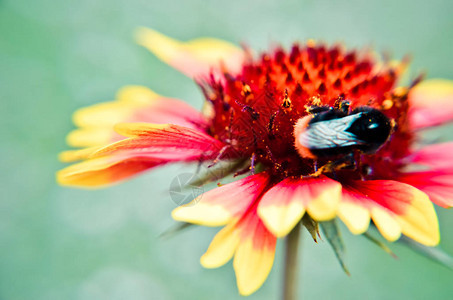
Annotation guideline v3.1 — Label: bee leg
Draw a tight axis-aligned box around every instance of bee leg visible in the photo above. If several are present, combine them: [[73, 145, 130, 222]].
[[309, 163, 330, 177], [308, 157, 352, 177], [305, 105, 331, 115], [337, 100, 351, 114]]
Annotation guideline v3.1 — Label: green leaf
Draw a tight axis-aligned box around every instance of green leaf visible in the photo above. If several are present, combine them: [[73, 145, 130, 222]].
[[320, 219, 350, 275], [363, 231, 398, 259], [399, 235, 453, 270], [302, 214, 320, 243]]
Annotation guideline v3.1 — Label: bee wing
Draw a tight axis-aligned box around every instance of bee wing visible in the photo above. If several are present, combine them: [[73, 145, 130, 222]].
[[299, 114, 364, 149]]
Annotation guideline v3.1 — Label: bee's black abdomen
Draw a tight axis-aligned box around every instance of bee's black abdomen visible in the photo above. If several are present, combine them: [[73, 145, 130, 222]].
[[346, 107, 392, 153], [309, 145, 356, 158]]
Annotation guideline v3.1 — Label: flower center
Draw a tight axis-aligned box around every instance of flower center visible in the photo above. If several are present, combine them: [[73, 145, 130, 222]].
[[201, 42, 414, 181]]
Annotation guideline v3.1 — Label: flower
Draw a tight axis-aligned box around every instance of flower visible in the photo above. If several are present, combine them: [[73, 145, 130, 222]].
[[57, 28, 453, 295]]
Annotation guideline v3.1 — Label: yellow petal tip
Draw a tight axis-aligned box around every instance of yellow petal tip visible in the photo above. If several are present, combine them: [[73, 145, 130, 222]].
[[200, 253, 226, 269], [58, 147, 99, 163], [134, 27, 181, 64], [116, 85, 160, 103], [257, 203, 305, 238], [171, 203, 232, 227], [397, 189, 440, 247], [338, 202, 371, 235]]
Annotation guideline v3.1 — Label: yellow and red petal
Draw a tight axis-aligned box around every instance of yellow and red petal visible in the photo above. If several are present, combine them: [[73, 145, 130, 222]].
[[135, 27, 244, 79], [409, 79, 453, 129], [66, 127, 120, 149], [91, 123, 223, 159], [337, 200, 371, 235], [200, 222, 240, 268], [73, 86, 153, 128], [400, 142, 453, 207], [58, 146, 102, 163], [200, 206, 276, 296], [67, 86, 206, 148], [370, 206, 402, 241], [172, 172, 270, 226], [73, 85, 205, 129], [258, 176, 341, 237], [58, 124, 224, 188], [233, 211, 276, 296], [56, 155, 161, 188], [408, 142, 453, 169], [340, 180, 439, 246], [398, 170, 453, 208]]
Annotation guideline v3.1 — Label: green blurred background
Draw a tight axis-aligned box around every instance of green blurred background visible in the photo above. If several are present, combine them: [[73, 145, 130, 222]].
[[1, 0, 453, 299]]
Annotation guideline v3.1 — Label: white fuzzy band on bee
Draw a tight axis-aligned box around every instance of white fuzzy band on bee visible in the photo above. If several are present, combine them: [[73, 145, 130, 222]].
[[294, 113, 364, 159]]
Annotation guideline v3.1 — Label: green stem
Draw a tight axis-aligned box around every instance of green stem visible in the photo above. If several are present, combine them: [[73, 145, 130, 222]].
[[282, 222, 302, 300]]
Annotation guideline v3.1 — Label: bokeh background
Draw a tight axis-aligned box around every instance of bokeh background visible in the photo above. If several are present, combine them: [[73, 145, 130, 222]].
[[2, 0, 453, 299]]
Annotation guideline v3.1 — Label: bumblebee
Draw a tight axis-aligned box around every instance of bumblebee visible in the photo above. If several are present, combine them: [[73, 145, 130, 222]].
[[294, 104, 392, 160]]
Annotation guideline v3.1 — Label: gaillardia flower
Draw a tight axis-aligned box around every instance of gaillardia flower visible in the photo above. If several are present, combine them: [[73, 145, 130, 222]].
[[57, 28, 453, 296]]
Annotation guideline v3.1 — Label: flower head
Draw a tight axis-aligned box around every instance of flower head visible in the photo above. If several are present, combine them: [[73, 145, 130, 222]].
[[57, 28, 453, 296]]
